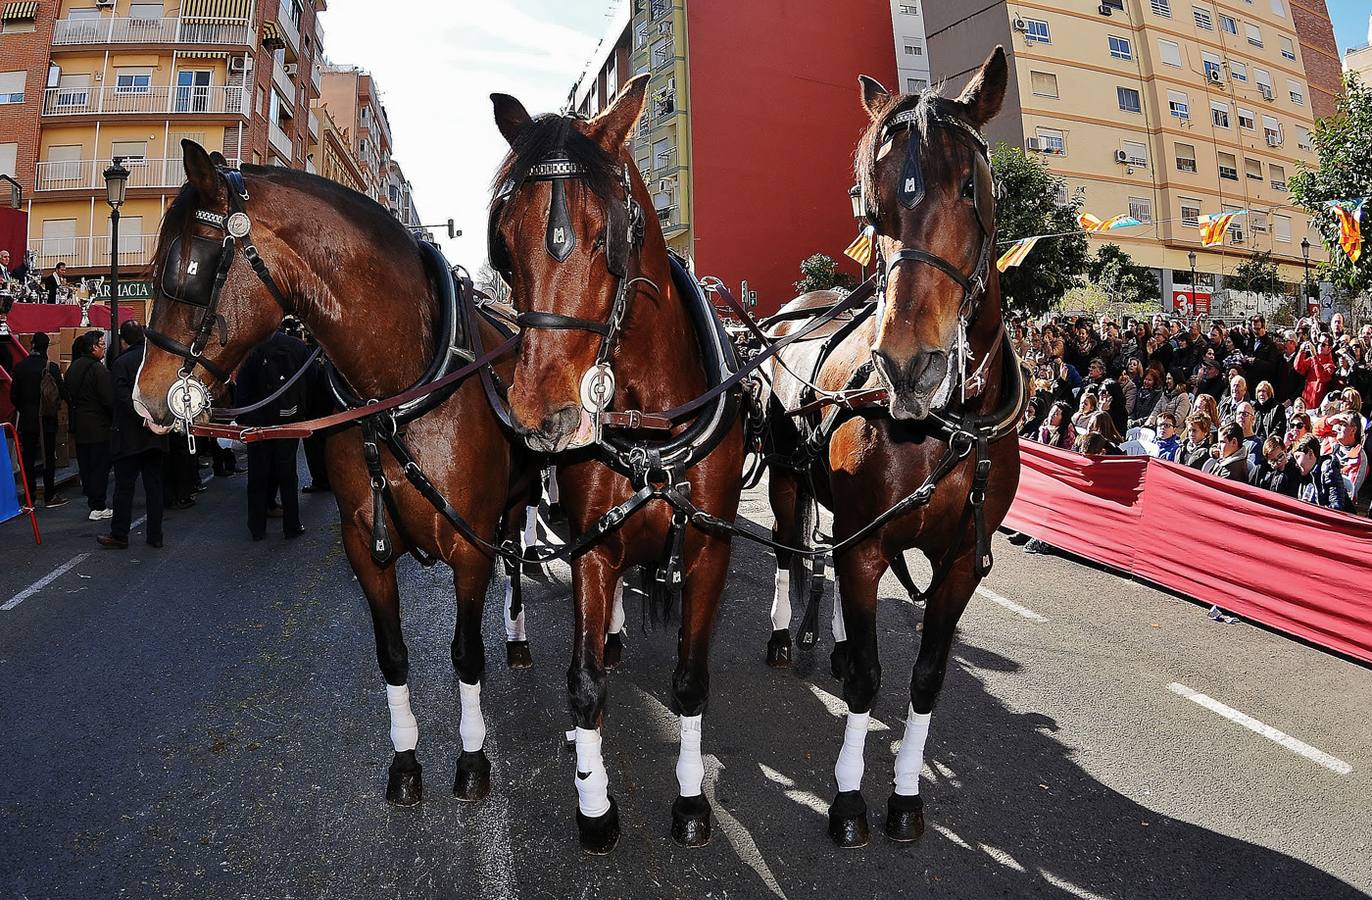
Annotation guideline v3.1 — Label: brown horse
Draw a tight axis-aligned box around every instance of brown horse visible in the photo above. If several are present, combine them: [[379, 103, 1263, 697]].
[[134, 141, 527, 810], [488, 75, 744, 852], [763, 49, 1025, 847]]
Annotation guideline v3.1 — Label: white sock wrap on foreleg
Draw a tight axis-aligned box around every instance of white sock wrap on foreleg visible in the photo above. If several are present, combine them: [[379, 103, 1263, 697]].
[[831, 584, 848, 643], [770, 567, 791, 630], [833, 710, 870, 792], [523, 504, 539, 549], [458, 680, 486, 753], [503, 578, 526, 641], [608, 578, 626, 635], [573, 727, 612, 817], [386, 683, 419, 753], [676, 715, 704, 797], [893, 704, 932, 796], [545, 467, 559, 504]]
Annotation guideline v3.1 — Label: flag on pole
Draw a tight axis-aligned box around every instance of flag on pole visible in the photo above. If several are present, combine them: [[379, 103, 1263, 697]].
[[1078, 212, 1104, 233], [1198, 211, 1246, 247], [844, 224, 876, 268], [996, 236, 1041, 272], [1329, 200, 1365, 264]]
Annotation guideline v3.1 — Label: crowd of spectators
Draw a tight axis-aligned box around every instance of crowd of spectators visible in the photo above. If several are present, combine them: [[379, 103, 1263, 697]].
[[1015, 310, 1371, 515]]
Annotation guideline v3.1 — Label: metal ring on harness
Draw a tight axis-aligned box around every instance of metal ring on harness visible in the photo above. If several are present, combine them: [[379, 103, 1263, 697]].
[[167, 374, 211, 423], [580, 363, 615, 413]]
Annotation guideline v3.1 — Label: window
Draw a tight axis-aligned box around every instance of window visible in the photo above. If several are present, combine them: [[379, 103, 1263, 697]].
[[1192, 5, 1213, 29], [1245, 157, 1262, 180], [1274, 214, 1292, 243], [1219, 14, 1237, 33], [1158, 39, 1182, 67], [1129, 197, 1153, 223], [906, 78, 928, 93], [1175, 142, 1197, 172], [1296, 126, 1312, 151], [899, 3, 918, 13], [1181, 199, 1201, 227], [1250, 212, 1268, 233], [651, 37, 674, 69], [1280, 36, 1295, 60], [115, 70, 152, 94], [1168, 89, 1190, 119], [1118, 86, 1142, 113], [0, 71, 25, 104], [903, 39, 924, 56], [605, 56, 617, 99], [129, 3, 163, 18], [1108, 35, 1132, 60], [652, 137, 674, 169], [1245, 23, 1262, 47], [1023, 18, 1050, 43], [0, 142, 16, 177], [1217, 151, 1238, 180], [1263, 114, 1282, 144], [1052, 182, 1069, 206], [1030, 71, 1058, 98], [1122, 139, 1148, 166], [1202, 51, 1222, 82], [1255, 67, 1273, 98], [1037, 127, 1066, 154], [634, 20, 648, 48], [1, 9, 36, 33], [1151, 0, 1172, 17], [1270, 163, 1287, 190], [1237, 107, 1255, 129], [1288, 80, 1303, 105], [1211, 100, 1230, 127], [1270, 0, 1285, 16], [42, 219, 77, 260], [1230, 61, 1247, 81], [111, 140, 148, 162]]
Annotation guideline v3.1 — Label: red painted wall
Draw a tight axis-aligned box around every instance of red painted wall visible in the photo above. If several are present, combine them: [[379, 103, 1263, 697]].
[[685, 0, 898, 314]]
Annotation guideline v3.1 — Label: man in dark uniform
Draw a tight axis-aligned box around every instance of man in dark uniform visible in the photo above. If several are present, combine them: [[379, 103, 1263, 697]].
[[8, 331, 69, 507], [42, 262, 68, 303], [237, 326, 310, 540], [98, 322, 170, 549]]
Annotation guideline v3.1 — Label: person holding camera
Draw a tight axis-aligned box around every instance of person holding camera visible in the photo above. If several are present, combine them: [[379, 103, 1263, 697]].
[[1293, 332, 1335, 409]]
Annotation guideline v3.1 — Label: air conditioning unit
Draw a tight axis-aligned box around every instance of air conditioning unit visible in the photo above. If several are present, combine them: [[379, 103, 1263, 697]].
[[658, 178, 675, 192], [1098, 4, 1113, 14], [284, 63, 299, 77], [1012, 16, 1028, 31], [95, 0, 114, 6], [1114, 149, 1129, 164], [1266, 133, 1281, 146], [229, 57, 249, 73], [1258, 84, 1275, 100], [1026, 136, 1045, 151], [1208, 69, 1224, 84]]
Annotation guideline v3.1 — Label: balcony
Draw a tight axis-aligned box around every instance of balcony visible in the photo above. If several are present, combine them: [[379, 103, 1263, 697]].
[[42, 85, 249, 117], [51, 16, 254, 47], [32, 234, 159, 271], [310, 64, 322, 92], [272, 60, 296, 102], [269, 119, 294, 158], [307, 109, 319, 140], [35, 156, 241, 192], [277, 9, 301, 56]]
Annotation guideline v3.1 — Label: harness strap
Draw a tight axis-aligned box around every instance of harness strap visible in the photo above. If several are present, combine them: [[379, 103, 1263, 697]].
[[516, 311, 611, 335], [885, 248, 973, 294], [362, 420, 395, 567], [210, 345, 322, 420], [144, 329, 232, 383]]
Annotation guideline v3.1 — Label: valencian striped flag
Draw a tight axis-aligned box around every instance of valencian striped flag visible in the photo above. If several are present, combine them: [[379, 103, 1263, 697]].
[[1079, 212, 1142, 233], [1197, 210, 1246, 247], [844, 224, 877, 268], [1328, 200, 1365, 264], [996, 236, 1041, 272]]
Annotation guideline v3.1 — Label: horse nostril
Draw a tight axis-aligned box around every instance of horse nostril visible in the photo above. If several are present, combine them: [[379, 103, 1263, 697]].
[[910, 351, 948, 393]]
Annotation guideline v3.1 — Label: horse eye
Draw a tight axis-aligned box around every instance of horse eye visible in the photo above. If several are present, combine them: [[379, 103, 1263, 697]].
[[961, 177, 975, 200]]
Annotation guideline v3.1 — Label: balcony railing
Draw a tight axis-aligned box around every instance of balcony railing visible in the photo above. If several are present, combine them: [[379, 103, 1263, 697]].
[[35, 156, 241, 192], [32, 234, 160, 271], [269, 119, 294, 158], [272, 60, 296, 101], [51, 16, 254, 47], [42, 85, 249, 117], [307, 109, 319, 139], [277, 9, 301, 55], [310, 64, 322, 92]]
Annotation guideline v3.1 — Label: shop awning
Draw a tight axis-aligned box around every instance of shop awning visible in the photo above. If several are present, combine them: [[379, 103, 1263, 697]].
[[259, 20, 283, 48], [1, 2, 39, 21]]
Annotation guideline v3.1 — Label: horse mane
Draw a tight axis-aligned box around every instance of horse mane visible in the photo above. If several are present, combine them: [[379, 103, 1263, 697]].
[[854, 88, 964, 220], [491, 113, 619, 225]]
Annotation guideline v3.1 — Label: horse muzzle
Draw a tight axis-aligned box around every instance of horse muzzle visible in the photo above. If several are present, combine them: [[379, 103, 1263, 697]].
[[516, 402, 592, 454], [871, 347, 952, 421]]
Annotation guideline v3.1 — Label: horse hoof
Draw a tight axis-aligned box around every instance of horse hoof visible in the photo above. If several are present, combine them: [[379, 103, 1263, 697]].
[[506, 640, 532, 669], [671, 794, 712, 847], [885, 792, 925, 842], [453, 749, 492, 802], [577, 796, 621, 855], [604, 632, 624, 670], [827, 790, 869, 848], [830, 641, 849, 681], [385, 750, 423, 807], [766, 629, 792, 668]]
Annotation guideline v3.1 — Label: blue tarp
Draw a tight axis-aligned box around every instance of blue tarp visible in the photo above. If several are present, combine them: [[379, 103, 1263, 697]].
[[1, 425, 22, 523]]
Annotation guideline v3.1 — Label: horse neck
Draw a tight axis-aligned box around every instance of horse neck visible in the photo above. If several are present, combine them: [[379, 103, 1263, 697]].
[[613, 230, 703, 409]]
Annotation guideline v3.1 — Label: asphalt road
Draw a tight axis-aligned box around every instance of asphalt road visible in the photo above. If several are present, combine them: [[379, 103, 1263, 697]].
[[1, 464, 1369, 899]]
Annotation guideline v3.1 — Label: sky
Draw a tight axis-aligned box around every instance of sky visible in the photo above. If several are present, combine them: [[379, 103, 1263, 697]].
[[319, 0, 617, 266], [1327, 0, 1369, 53]]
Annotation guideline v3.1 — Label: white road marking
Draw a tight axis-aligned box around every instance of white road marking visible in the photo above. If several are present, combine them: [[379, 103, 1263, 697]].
[[706, 757, 788, 900], [979, 842, 1027, 872], [931, 822, 972, 850], [976, 585, 1047, 623], [758, 763, 829, 816], [1168, 683, 1353, 775], [1039, 869, 1115, 900], [806, 684, 890, 731], [2, 553, 91, 612]]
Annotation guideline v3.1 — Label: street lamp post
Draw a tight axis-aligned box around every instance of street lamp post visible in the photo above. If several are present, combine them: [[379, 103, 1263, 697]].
[[103, 158, 129, 368], [1300, 237, 1313, 316], [1188, 250, 1198, 318], [849, 185, 867, 283]]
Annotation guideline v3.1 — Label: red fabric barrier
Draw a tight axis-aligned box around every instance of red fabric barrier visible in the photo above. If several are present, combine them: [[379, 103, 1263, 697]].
[[5, 303, 137, 335], [1006, 439, 1372, 665]]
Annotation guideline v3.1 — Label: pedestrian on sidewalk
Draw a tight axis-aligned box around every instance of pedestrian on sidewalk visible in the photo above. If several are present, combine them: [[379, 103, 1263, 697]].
[[65, 330, 115, 520], [98, 322, 171, 549], [8, 331, 69, 508]]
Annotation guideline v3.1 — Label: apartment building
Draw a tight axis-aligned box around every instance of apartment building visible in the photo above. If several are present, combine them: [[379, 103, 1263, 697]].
[[0, 0, 328, 278], [317, 65, 389, 200], [571, 0, 918, 313], [928, 0, 1328, 305], [1288, 0, 1341, 119], [309, 100, 365, 193], [1347, 16, 1372, 83]]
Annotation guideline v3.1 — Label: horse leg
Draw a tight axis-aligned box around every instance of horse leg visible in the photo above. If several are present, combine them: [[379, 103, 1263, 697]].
[[668, 530, 731, 847], [501, 505, 532, 669], [340, 525, 421, 807], [568, 552, 619, 854], [604, 577, 626, 670], [886, 550, 976, 842], [452, 541, 497, 802], [830, 567, 848, 680], [826, 538, 886, 848], [766, 467, 802, 667]]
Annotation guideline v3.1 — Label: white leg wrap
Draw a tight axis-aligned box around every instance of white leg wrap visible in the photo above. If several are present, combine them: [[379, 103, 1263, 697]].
[[458, 680, 486, 753], [833, 710, 870, 792], [770, 566, 791, 630], [609, 578, 626, 635], [831, 584, 848, 643], [545, 466, 560, 504], [386, 683, 419, 753], [523, 504, 539, 549], [573, 727, 611, 817], [893, 704, 932, 796], [675, 715, 705, 797], [503, 578, 526, 641]]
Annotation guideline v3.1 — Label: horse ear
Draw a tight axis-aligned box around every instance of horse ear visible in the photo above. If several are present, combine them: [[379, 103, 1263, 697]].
[[956, 46, 1008, 128], [208, 150, 228, 167], [858, 75, 892, 121], [586, 74, 650, 152], [181, 139, 220, 200], [491, 93, 533, 146]]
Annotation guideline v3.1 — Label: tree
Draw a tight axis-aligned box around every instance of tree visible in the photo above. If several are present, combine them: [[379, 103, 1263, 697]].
[[1227, 251, 1281, 296], [794, 253, 855, 294], [1288, 72, 1372, 297], [991, 142, 1090, 315], [1086, 243, 1160, 304], [474, 262, 511, 304]]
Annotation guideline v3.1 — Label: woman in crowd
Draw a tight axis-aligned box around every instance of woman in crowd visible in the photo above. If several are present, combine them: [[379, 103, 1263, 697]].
[[1252, 380, 1286, 439], [1019, 396, 1046, 439], [1324, 413, 1367, 497], [1146, 370, 1191, 430], [1294, 333, 1335, 409], [1072, 432, 1110, 456], [1087, 410, 1125, 454], [1038, 400, 1076, 450], [1098, 378, 1129, 436], [1193, 393, 1222, 434], [1071, 389, 1098, 435], [1180, 413, 1214, 469], [1128, 366, 1162, 427], [63, 330, 114, 520]]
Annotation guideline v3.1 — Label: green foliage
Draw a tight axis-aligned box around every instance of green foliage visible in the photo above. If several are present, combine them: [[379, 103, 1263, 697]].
[[1086, 243, 1160, 304], [1288, 72, 1372, 297], [1227, 251, 1282, 296], [794, 253, 855, 294], [991, 142, 1090, 315]]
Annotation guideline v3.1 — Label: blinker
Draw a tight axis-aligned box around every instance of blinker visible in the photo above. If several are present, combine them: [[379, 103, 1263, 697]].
[[897, 132, 925, 210], [161, 235, 225, 307]]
